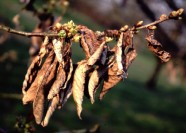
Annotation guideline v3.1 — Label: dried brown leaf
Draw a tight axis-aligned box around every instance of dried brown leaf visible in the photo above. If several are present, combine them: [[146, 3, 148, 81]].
[[99, 63, 122, 100], [61, 64, 77, 107], [72, 60, 90, 119], [47, 64, 66, 100], [124, 48, 137, 71], [123, 30, 133, 47], [41, 95, 60, 127], [88, 67, 105, 104], [33, 51, 55, 124], [79, 26, 100, 58], [62, 58, 73, 90], [52, 38, 64, 64], [116, 33, 124, 73], [22, 52, 56, 104], [61, 81, 72, 107], [22, 36, 49, 95], [87, 41, 106, 66], [22, 56, 41, 95], [146, 31, 171, 62]]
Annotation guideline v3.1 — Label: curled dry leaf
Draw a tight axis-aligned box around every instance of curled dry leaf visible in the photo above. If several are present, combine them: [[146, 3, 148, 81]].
[[22, 56, 41, 95], [22, 36, 49, 95], [33, 51, 55, 124], [88, 67, 105, 104], [79, 26, 100, 58], [61, 64, 77, 107], [87, 40, 106, 66], [116, 33, 124, 73], [47, 64, 66, 100], [146, 31, 171, 62], [41, 95, 60, 127], [52, 38, 64, 64], [124, 48, 137, 71], [99, 63, 123, 100], [72, 60, 90, 119]]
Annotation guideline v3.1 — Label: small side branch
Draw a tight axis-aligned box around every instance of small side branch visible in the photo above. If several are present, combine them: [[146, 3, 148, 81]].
[[136, 16, 169, 30]]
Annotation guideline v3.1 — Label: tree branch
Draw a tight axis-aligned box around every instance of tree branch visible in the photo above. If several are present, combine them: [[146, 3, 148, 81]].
[[0, 25, 58, 37]]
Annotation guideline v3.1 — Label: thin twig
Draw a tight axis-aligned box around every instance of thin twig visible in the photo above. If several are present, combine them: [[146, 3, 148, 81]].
[[0, 25, 59, 37], [136, 17, 169, 30]]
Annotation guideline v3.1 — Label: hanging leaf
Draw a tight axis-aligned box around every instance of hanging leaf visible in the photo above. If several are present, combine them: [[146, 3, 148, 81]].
[[33, 51, 55, 124], [61, 64, 77, 107], [87, 41, 106, 66], [47, 64, 66, 100], [22, 36, 49, 95], [88, 67, 105, 104], [99, 63, 123, 100], [72, 60, 90, 119], [52, 38, 64, 64], [79, 26, 100, 58], [145, 31, 171, 62], [116, 32, 124, 73], [22, 51, 56, 104], [22, 56, 41, 95], [41, 95, 60, 127], [61, 81, 72, 107], [62, 58, 73, 90], [124, 48, 137, 71]]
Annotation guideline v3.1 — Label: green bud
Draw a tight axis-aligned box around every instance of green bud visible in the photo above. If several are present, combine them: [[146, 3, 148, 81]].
[[58, 30, 66, 38], [73, 35, 81, 42], [67, 20, 76, 29]]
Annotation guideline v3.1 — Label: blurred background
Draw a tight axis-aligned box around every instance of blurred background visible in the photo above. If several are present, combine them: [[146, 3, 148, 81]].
[[0, 0, 186, 132]]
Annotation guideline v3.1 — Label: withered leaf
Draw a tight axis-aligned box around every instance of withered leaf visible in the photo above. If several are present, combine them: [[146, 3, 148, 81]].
[[41, 95, 60, 127], [124, 48, 137, 71], [22, 36, 49, 95], [61, 64, 77, 107], [39, 36, 49, 57], [47, 64, 66, 100], [22, 56, 41, 95], [88, 67, 105, 104], [72, 60, 90, 119], [62, 58, 73, 90], [33, 51, 55, 124], [116, 33, 124, 73], [99, 63, 123, 100], [61, 81, 72, 107], [22, 51, 56, 104], [122, 30, 133, 47], [87, 41, 106, 66], [79, 26, 100, 58], [146, 31, 171, 62], [52, 38, 64, 64]]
